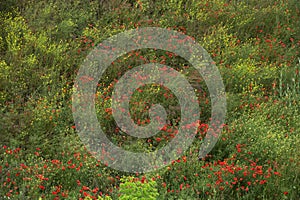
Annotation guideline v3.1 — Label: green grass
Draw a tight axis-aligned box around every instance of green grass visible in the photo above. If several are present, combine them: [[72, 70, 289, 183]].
[[0, 0, 300, 199]]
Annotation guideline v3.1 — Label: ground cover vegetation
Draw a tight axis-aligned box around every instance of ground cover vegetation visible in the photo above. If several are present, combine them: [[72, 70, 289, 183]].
[[0, 0, 299, 199]]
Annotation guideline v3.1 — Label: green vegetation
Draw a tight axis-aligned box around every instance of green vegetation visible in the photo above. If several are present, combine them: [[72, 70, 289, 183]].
[[0, 0, 299, 199]]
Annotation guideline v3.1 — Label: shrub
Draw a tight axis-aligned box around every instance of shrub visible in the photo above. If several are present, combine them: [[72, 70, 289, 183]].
[[118, 176, 159, 200]]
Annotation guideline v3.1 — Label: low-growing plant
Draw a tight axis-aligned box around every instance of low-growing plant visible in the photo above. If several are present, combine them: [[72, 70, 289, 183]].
[[118, 176, 159, 200]]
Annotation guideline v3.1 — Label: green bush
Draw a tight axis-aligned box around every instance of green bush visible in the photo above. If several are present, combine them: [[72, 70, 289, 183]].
[[118, 176, 159, 200]]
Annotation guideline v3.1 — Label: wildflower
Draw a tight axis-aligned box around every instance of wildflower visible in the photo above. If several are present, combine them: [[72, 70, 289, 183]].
[[259, 180, 267, 185], [180, 183, 183, 190], [82, 186, 89, 191], [39, 185, 45, 190], [274, 171, 280, 176]]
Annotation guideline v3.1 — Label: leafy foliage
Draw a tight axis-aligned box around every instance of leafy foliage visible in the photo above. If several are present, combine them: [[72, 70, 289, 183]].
[[118, 176, 158, 200], [0, 0, 300, 199]]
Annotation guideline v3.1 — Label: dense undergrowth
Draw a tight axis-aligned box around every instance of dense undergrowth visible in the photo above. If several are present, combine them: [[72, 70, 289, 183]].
[[0, 0, 299, 199]]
